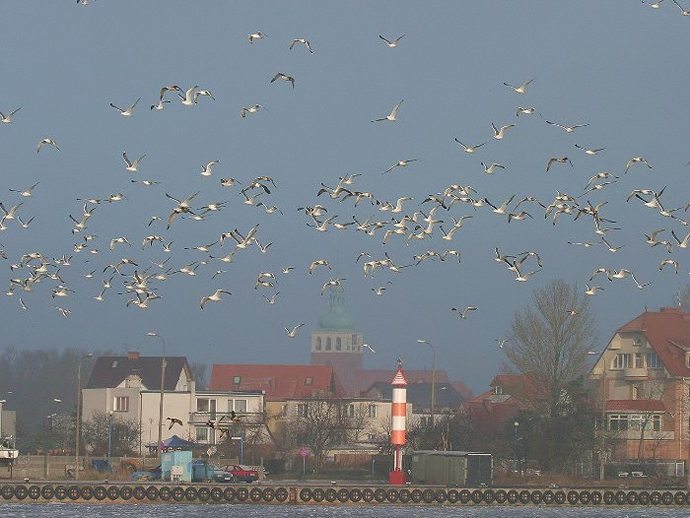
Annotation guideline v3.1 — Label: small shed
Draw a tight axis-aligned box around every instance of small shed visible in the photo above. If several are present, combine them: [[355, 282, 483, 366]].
[[410, 450, 492, 487], [161, 450, 193, 482]]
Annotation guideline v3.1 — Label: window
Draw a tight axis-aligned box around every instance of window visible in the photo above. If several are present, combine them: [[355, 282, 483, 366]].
[[297, 403, 308, 417], [341, 404, 355, 418], [281, 404, 288, 417], [336, 337, 342, 351], [196, 426, 209, 442], [367, 433, 376, 441], [609, 414, 628, 431], [305, 377, 313, 386], [368, 404, 377, 418], [609, 413, 662, 432], [233, 376, 241, 385], [316, 337, 322, 351], [634, 353, 643, 368], [632, 386, 639, 400], [647, 352, 662, 369], [197, 398, 209, 412], [234, 399, 247, 413], [352, 334, 358, 345], [612, 353, 631, 369], [114, 396, 129, 412], [494, 385, 503, 395], [326, 338, 332, 351], [653, 415, 661, 431]]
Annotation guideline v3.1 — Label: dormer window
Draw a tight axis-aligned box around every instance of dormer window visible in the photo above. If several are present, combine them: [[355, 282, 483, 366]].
[[233, 376, 241, 384], [494, 385, 503, 395], [633, 337, 643, 347], [305, 377, 313, 386]]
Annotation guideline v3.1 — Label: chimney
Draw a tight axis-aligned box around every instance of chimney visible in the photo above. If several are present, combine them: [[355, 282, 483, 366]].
[[127, 351, 140, 361]]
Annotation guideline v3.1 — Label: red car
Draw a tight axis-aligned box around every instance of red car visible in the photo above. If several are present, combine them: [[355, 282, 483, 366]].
[[223, 464, 260, 483]]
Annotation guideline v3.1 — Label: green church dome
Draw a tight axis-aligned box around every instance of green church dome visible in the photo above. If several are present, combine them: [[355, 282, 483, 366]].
[[318, 286, 356, 330]]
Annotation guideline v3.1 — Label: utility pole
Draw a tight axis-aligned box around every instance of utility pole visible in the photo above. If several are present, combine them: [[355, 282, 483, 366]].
[[599, 369, 606, 481], [74, 352, 93, 481], [147, 332, 166, 460]]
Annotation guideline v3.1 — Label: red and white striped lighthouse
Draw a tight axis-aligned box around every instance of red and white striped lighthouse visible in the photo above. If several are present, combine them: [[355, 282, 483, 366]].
[[389, 359, 408, 484]]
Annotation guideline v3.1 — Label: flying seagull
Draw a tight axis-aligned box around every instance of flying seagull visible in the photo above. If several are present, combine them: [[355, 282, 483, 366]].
[[372, 100, 403, 122], [109, 97, 141, 117], [290, 38, 314, 53], [503, 78, 535, 94], [0, 107, 21, 124], [284, 323, 305, 338], [379, 34, 405, 48], [270, 73, 295, 89]]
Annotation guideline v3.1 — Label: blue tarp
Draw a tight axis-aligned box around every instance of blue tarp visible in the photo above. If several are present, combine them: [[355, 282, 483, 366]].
[[146, 434, 196, 454]]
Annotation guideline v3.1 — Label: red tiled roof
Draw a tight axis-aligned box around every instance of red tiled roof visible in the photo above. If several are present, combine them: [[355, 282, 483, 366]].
[[352, 369, 449, 395], [606, 400, 666, 412], [616, 307, 690, 377], [209, 364, 346, 400]]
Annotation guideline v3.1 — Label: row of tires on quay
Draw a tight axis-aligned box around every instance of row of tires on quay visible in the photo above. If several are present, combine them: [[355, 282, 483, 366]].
[[2, 483, 690, 505]]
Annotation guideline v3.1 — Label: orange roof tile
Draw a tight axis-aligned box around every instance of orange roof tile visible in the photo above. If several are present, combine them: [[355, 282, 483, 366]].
[[209, 364, 346, 400]]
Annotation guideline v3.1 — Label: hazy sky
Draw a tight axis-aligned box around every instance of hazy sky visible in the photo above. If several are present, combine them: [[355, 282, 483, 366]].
[[1, 2, 689, 393]]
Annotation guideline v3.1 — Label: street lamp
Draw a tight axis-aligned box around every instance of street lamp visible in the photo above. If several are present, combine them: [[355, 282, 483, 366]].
[[147, 332, 166, 460], [513, 421, 520, 474], [107, 410, 114, 463], [75, 352, 93, 481], [417, 339, 436, 427]]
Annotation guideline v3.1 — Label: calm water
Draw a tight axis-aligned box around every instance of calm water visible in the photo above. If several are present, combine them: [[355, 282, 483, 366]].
[[1, 504, 690, 518]]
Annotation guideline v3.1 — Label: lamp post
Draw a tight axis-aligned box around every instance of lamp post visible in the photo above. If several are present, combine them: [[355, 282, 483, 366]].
[[231, 435, 244, 464], [513, 421, 520, 474], [147, 332, 166, 460], [75, 352, 93, 481], [107, 410, 114, 463], [417, 339, 436, 427], [0, 399, 5, 440]]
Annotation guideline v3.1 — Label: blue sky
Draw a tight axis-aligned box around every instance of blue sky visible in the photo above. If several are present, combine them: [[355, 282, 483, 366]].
[[1, 2, 690, 392]]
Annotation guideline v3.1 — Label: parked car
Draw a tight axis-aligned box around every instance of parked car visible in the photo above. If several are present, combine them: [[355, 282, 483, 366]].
[[191, 459, 234, 483], [131, 465, 161, 481], [222, 464, 260, 483]]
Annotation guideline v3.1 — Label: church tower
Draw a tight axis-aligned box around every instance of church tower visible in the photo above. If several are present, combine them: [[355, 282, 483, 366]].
[[311, 286, 364, 396]]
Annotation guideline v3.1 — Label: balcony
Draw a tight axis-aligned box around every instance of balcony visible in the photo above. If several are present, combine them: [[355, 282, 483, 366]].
[[623, 367, 648, 379]]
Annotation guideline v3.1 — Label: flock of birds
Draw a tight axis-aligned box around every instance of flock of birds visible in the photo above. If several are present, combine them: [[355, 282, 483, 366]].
[[2, 2, 690, 369]]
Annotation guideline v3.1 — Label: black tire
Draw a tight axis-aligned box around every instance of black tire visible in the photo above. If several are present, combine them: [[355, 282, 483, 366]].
[[650, 491, 662, 505], [159, 486, 172, 501], [120, 486, 133, 500], [262, 487, 275, 502], [249, 487, 263, 502], [567, 491, 579, 504], [146, 485, 159, 501], [638, 491, 650, 505], [363, 488, 375, 502], [299, 488, 312, 502], [325, 488, 337, 503], [54, 485, 67, 500], [14, 485, 28, 500], [79, 486, 93, 500], [554, 491, 566, 504], [543, 490, 554, 504], [198, 487, 211, 502], [185, 486, 198, 502], [1, 485, 14, 500], [436, 489, 448, 503], [223, 487, 236, 502], [350, 488, 362, 502], [519, 490, 531, 504], [579, 490, 590, 504], [615, 491, 627, 505], [210, 487, 223, 502], [398, 488, 411, 503], [411, 488, 423, 503], [235, 487, 249, 502], [41, 485, 55, 500], [591, 491, 602, 504], [459, 489, 472, 503], [423, 489, 435, 504], [67, 485, 80, 500], [374, 488, 387, 503], [471, 489, 484, 504], [603, 491, 615, 504], [675, 492, 686, 505], [107, 486, 119, 500], [662, 491, 674, 505], [507, 490, 519, 504], [627, 491, 638, 505], [530, 490, 542, 504], [94, 485, 107, 500], [448, 489, 460, 503], [312, 488, 325, 502], [132, 486, 146, 500], [386, 489, 399, 503], [337, 488, 350, 503], [494, 489, 507, 504], [275, 487, 289, 502], [28, 485, 41, 500], [172, 486, 185, 502]]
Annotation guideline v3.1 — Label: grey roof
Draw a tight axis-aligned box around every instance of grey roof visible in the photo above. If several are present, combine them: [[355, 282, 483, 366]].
[[85, 355, 189, 390], [363, 381, 465, 411]]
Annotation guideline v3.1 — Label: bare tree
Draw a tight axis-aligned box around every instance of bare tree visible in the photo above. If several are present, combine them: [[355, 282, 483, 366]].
[[675, 283, 690, 313], [504, 279, 597, 471], [82, 411, 139, 456]]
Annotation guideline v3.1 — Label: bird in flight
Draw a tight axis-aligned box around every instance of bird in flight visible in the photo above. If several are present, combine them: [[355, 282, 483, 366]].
[[109, 97, 141, 117], [454, 138, 486, 154], [379, 34, 405, 48], [372, 100, 404, 122], [545, 120, 589, 133], [284, 323, 305, 338], [491, 122, 515, 140], [503, 78, 535, 94], [546, 157, 573, 172], [290, 38, 314, 53], [248, 31, 266, 43], [200, 289, 232, 310], [270, 73, 295, 89], [624, 156, 653, 174], [9, 182, 39, 197], [0, 107, 21, 124], [37, 138, 59, 153], [383, 158, 417, 174], [123, 152, 145, 173], [451, 306, 478, 319], [166, 417, 183, 430], [363, 343, 376, 354]]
